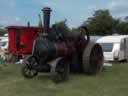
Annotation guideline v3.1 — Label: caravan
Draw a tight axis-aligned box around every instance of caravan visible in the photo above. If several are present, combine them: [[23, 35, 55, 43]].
[[97, 35, 128, 61], [0, 33, 8, 50], [0, 37, 8, 50]]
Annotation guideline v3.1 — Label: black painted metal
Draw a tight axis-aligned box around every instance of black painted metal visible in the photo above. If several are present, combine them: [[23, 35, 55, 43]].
[[42, 7, 51, 33], [22, 7, 104, 82]]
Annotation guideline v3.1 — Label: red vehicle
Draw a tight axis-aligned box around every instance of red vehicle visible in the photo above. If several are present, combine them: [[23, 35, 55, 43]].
[[7, 26, 42, 61]]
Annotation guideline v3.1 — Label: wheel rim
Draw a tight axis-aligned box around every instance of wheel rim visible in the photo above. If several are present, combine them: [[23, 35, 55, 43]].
[[90, 44, 104, 74], [54, 59, 69, 82], [23, 56, 38, 78], [56, 63, 65, 81], [23, 66, 37, 77], [25, 56, 38, 68]]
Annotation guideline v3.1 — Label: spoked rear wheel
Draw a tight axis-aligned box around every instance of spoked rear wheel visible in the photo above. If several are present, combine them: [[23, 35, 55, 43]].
[[22, 56, 38, 78]]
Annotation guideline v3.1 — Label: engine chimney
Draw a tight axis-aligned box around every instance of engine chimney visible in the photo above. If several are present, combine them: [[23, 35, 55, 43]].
[[42, 7, 52, 33]]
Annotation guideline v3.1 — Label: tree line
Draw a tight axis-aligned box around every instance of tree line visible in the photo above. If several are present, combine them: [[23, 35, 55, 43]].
[[52, 9, 128, 36]]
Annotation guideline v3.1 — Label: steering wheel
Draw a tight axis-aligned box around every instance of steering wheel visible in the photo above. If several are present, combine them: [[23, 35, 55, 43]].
[[79, 26, 90, 42]]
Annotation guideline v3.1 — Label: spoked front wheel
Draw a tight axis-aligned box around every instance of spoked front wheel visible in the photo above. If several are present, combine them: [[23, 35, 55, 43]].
[[22, 56, 38, 78], [22, 65, 38, 78]]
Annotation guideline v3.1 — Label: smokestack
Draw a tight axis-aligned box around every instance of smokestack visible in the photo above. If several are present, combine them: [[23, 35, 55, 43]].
[[42, 7, 52, 33]]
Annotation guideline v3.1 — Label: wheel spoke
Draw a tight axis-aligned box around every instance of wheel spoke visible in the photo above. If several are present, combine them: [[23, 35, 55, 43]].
[[22, 65, 38, 78]]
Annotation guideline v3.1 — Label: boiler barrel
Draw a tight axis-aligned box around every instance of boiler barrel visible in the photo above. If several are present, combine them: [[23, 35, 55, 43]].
[[33, 38, 57, 61], [33, 38, 69, 62]]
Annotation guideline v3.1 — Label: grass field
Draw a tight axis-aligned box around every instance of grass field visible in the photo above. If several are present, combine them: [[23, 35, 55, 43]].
[[0, 63, 128, 96]]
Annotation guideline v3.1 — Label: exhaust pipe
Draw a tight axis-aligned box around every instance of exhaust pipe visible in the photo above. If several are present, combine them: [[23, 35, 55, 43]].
[[42, 7, 52, 33]]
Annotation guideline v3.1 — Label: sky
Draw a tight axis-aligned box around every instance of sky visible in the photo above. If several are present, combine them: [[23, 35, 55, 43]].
[[0, 0, 128, 28]]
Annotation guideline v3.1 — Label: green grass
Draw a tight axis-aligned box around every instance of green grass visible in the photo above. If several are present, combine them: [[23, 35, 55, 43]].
[[0, 63, 128, 96]]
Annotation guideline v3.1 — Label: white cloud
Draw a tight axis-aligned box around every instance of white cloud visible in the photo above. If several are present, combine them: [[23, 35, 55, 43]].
[[108, 0, 128, 17], [0, 17, 21, 25], [15, 17, 21, 22], [38, 0, 94, 27], [0, 20, 9, 25], [1, 0, 128, 27]]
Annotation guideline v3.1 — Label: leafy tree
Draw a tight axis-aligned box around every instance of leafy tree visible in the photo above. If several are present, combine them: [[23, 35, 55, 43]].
[[117, 21, 128, 34], [52, 20, 71, 35], [83, 10, 115, 35]]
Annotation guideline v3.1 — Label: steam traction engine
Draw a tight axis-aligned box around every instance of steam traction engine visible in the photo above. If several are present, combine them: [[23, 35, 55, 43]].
[[22, 7, 104, 82]]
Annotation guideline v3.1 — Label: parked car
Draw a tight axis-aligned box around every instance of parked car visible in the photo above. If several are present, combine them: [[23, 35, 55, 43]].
[[97, 35, 128, 61]]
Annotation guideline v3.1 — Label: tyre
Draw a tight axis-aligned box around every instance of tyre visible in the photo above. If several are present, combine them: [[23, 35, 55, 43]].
[[22, 65, 38, 78], [21, 56, 38, 78], [53, 58, 70, 83], [82, 42, 104, 75]]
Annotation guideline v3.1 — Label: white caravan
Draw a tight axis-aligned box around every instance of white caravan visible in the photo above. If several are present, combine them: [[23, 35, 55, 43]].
[[97, 35, 128, 61], [0, 37, 8, 50]]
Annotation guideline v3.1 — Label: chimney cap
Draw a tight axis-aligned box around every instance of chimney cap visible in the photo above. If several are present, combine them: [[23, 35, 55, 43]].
[[42, 7, 52, 12]]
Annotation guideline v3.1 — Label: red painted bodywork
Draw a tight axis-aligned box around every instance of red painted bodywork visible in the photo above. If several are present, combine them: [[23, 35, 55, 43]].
[[7, 26, 43, 56]]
